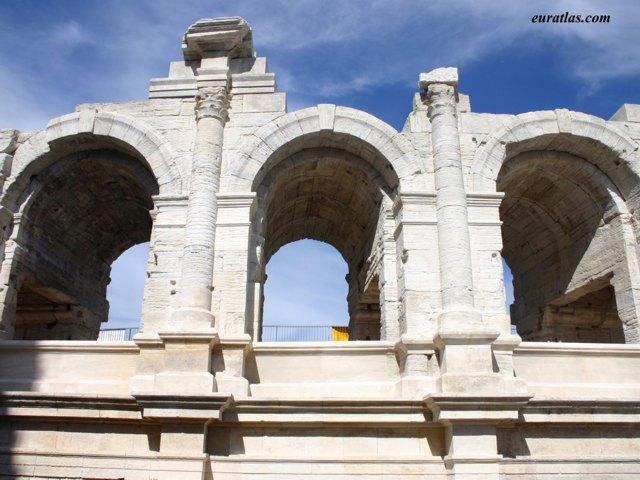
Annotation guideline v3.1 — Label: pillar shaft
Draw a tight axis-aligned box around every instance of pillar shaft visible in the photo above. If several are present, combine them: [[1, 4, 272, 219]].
[[176, 86, 229, 328], [427, 82, 475, 312], [422, 69, 502, 393]]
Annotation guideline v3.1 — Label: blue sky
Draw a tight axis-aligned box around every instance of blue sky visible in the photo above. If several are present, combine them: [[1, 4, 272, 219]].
[[1, 0, 639, 329]]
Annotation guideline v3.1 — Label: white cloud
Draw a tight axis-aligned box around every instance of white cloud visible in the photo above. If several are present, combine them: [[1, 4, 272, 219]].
[[233, 0, 640, 97], [0, 67, 52, 132], [3, 0, 636, 132], [50, 20, 91, 47]]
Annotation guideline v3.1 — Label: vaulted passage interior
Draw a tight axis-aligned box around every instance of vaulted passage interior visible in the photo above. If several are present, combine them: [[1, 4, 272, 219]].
[[499, 150, 626, 343], [9, 146, 157, 340], [254, 142, 398, 341]]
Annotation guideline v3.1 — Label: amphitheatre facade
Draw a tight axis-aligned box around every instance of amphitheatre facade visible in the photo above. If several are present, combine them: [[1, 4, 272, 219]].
[[0, 17, 639, 480]]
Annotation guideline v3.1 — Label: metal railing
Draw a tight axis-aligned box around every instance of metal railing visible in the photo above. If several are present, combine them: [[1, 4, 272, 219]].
[[97, 326, 349, 342], [97, 327, 139, 341], [261, 325, 349, 342]]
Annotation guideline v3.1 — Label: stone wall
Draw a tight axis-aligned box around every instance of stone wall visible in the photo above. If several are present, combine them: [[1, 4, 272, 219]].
[[0, 15, 638, 480]]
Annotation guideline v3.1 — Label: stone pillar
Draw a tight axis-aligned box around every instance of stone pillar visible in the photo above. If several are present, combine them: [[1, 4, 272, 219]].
[[379, 207, 401, 341], [136, 87, 230, 395], [171, 86, 230, 330], [0, 211, 24, 339], [139, 194, 189, 334], [421, 68, 500, 394], [610, 213, 640, 343], [212, 193, 256, 337], [423, 68, 476, 317], [394, 192, 441, 396]]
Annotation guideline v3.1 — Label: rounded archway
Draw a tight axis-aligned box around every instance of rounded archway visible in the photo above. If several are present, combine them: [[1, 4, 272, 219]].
[[499, 150, 628, 343], [252, 145, 398, 341], [471, 112, 640, 344], [5, 148, 158, 340]]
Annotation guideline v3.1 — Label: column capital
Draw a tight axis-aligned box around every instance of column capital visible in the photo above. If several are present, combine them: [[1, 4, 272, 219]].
[[425, 84, 457, 119], [195, 86, 230, 122], [420, 68, 459, 118], [419, 67, 459, 90]]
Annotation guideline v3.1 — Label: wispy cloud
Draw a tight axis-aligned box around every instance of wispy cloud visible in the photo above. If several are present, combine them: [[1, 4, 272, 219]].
[[1, 0, 636, 131], [50, 20, 91, 47], [247, 0, 640, 97]]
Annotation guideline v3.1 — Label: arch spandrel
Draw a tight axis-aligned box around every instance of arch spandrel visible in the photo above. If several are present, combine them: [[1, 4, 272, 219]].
[[471, 109, 640, 200], [222, 105, 425, 194], [3, 110, 183, 212]]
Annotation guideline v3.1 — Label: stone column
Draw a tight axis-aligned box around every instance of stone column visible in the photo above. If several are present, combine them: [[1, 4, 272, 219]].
[[421, 68, 500, 394], [421, 71, 530, 480], [138, 87, 229, 395], [423, 68, 477, 319], [172, 86, 229, 330]]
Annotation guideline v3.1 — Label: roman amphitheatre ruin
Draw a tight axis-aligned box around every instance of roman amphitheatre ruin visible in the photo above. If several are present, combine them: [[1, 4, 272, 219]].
[[0, 16, 638, 480]]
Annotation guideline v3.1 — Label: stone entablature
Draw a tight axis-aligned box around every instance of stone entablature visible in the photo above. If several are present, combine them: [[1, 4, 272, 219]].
[[0, 16, 638, 480]]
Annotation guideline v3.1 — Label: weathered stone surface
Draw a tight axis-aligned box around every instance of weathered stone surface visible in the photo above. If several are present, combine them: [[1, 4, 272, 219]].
[[419, 67, 459, 88], [0, 15, 639, 480], [611, 103, 640, 122]]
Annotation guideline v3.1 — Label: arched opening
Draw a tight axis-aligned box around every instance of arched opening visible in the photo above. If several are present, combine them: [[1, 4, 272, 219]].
[[261, 239, 349, 341], [253, 146, 397, 341], [10, 148, 157, 340], [499, 150, 625, 343], [97, 242, 150, 341]]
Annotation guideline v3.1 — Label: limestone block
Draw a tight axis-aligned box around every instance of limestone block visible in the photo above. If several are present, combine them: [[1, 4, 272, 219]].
[[610, 103, 640, 122], [241, 92, 286, 113], [318, 103, 336, 130], [419, 67, 458, 89], [228, 111, 285, 128], [457, 93, 471, 113], [460, 113, 512, 135], [0, 129, 18, 154], [230, 56, 269, 75]]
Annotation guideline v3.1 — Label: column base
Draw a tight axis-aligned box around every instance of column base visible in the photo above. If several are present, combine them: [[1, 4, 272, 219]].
[[130, 330, 220, 395], [169, 306, 216, 330]]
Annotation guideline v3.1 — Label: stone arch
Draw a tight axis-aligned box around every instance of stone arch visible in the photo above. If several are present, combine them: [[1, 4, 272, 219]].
[[494, 143, 640, 343], [0, 111, 182, 340], [3, 110, 183, 212], [224, 104, 423, 194], [471, 109, 640, 201], [237, 106, 410, 342]]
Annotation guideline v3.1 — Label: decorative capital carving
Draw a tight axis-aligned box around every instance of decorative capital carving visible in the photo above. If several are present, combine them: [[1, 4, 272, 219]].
[[426, 83, 457, 120], [195, 86, 230, 122]]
